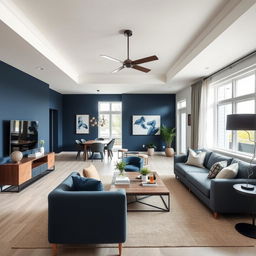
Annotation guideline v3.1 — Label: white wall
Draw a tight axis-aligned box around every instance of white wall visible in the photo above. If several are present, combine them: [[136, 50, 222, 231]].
[[176, 86, 191, 153]]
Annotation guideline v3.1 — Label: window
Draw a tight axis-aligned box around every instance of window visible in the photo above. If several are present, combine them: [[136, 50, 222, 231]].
[[98, 102, 122, 147], [177, 99, 187, 154], [177, 99, 186, 110], [215, 72, 256, 155]]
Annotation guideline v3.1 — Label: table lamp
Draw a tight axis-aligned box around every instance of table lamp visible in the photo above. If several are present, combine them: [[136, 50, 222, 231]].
[[226, 114, 256, 190]]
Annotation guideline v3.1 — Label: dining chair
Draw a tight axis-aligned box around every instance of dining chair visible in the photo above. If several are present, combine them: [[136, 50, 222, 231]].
[[96, 138, 105, 141], [75, 140, 83, 160], [80, 139, 86, 144], [104, 139, 115, 159], [90, 143, 105, 161]]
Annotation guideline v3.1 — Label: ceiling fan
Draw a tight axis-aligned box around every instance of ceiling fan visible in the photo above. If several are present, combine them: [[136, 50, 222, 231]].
[[100, 30, 158, 73]]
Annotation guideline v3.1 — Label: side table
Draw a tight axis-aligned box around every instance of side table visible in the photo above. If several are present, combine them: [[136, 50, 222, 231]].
[[233, 183, 256, 239]]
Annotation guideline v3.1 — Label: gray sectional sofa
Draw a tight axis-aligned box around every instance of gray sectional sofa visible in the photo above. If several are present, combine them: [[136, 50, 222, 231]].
[[174, 149, 256, 217]]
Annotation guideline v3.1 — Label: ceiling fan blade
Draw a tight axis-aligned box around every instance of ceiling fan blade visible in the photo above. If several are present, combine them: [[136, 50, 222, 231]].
[[111, 66, 124, 73], [132, 55, 158, 65], [100, 55, 123, 63], [132, 65, 151, 73]]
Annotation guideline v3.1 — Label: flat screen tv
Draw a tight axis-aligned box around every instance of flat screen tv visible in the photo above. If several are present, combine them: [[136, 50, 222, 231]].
[[9, 120, 39, 153]]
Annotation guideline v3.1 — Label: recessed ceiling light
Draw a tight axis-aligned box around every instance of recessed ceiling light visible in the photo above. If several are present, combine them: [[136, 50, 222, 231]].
[[97, 89, 100, 92], [35, 66, 44, 71]]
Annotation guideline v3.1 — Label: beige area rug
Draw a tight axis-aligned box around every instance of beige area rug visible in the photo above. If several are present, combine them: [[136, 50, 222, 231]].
[[12, 175, 256, 248]]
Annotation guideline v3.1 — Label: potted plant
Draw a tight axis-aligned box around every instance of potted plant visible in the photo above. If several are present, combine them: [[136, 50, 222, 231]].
[[146, 143, 156, 156], [140, 167, 150, 182], [160, 125, 175, 157], [115, 161, 126, 175], [39, 140, 45, 154]]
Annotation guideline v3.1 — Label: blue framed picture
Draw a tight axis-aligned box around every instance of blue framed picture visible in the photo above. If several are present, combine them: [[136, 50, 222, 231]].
[[76, 114, 89, 134], [132, 115, 160, 135]]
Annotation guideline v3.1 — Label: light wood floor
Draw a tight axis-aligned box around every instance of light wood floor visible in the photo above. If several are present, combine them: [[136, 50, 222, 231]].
[[0, 152, 256, 256]]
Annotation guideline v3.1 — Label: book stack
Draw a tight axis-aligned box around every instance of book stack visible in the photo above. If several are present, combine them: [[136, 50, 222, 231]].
[[115, 175, 130, 185]]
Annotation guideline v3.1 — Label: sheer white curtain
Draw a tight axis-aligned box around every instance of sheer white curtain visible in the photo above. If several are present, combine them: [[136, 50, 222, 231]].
[[198, 79, 214, 149]]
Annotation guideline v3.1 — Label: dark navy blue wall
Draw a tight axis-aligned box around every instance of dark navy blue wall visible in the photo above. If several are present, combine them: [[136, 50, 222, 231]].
[[122, 94, 176, 151], [0, 61, 62, 163], [62, 94, 121, 150], [62, 94, 176, 151], [49, 89, 63, 151]]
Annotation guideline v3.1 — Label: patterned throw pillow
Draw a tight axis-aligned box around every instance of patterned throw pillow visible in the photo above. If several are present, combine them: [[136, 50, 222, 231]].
[[208, 161, 227, 179]]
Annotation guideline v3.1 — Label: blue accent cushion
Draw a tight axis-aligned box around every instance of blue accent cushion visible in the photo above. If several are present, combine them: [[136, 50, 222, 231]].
[[72, 175, 104, 191], [206, 152, 232, 170], [231, 158, 256, 179]]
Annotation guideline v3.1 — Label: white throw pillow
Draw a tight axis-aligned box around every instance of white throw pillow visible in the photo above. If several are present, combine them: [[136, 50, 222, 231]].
[[215, 163, 238, 179], [185, 149, 206, 168]]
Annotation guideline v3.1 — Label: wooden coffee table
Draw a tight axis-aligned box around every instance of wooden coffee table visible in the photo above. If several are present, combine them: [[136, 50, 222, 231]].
[[111, 172, 170, 212]]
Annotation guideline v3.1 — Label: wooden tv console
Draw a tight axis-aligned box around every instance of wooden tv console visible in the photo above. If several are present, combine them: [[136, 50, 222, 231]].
[[0, 152, 55, 192]]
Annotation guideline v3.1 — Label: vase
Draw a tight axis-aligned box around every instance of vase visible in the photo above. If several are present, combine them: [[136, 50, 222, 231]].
[[147, 148, 154, 156], [165, 147, 174, 157], [10, 151, 23, 163], [141, 175, 148, 182], [39, 147, 45, 155]]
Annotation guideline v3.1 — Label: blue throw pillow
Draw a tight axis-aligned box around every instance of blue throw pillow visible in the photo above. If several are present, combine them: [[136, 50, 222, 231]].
[[72, 175, 104, 191]]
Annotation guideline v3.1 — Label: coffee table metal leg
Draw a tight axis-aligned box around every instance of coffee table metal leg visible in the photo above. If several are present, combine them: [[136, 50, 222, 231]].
[[127, 194, 170, 212]]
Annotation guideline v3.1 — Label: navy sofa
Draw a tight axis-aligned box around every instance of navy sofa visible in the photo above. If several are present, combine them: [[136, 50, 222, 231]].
[[123, 156, 144, 172], [48, 172, 127, 256], [174, 150, 256, 217]]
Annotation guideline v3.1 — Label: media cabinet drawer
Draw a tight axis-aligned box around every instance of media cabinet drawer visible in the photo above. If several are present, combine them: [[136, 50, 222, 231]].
[[32, 163, 48, 177]]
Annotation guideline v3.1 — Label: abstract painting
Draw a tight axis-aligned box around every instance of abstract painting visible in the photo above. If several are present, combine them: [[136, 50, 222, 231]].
[[76, 115, 89, 134], [132, 115, 160, 135]]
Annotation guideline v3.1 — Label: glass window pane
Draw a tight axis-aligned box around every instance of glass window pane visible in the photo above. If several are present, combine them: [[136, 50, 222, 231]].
[[111, 102, 122, 111], [236, 100, 255, 114], [236, 74, 255, 97], [177, 100, 186, 110], [180, 112, 186, 153], [99, 102, 110, 111], [112, 114, 121, 137], [236, 99, 255, 154], [217, 83, 232, 101], [217, 104, 232, 150]]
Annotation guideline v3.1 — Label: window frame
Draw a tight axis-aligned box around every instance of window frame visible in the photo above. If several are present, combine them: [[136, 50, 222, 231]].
[[214, 70, 256, 156], [98, 101, 122, 145]]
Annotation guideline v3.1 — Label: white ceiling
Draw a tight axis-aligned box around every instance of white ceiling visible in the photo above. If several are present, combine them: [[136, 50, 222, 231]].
[[0, 0, 256, 94]]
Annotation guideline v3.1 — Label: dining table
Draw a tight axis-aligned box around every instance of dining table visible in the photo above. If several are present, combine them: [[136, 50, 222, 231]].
[[82, 140, 109, 161]]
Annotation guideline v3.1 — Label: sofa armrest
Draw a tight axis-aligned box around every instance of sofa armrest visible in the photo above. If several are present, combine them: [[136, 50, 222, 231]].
[[48, 189, 127, 244], [174, 154, 187, 164], [210, 179, 256, 213]]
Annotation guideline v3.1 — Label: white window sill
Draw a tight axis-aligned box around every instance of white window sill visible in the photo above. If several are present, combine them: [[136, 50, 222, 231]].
[[209, 147, 255, 164]]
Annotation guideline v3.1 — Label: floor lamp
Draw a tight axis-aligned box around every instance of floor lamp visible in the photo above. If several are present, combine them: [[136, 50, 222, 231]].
[[226, 114, 256, 190]]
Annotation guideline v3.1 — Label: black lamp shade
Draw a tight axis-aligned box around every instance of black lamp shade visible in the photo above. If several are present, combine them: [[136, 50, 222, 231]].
[[226, 114, 256, 130]]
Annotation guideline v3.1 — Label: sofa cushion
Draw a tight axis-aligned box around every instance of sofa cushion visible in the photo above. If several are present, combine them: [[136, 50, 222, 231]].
[[215, 163, 238, 179], [72, 175, 104, 191], [83, 164, 101, 180], [175, 163, 209, 178], [206, 152, 233, 170], [208, 161, 227, 179], [186, 148, 212, 167], [125, 165, 140, 172], [187, 172, 211, 197], [231, 158, 256, 179], [185, 149, 206, 168]]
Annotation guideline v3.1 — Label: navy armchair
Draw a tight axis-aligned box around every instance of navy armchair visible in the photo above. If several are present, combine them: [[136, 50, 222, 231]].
[[123, 156, 144, 172], [48, 172, 127, 255]]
